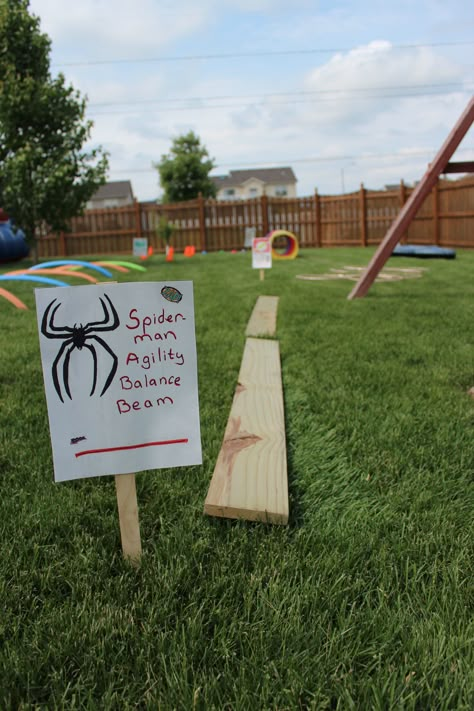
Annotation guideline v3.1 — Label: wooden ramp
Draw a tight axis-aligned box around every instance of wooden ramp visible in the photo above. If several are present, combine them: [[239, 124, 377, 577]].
[[245, 295, 279, 337], [204, 337, 288, 524]]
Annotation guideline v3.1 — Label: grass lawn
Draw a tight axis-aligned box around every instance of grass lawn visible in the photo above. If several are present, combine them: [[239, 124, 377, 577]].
[[1, 247, 473, 709]]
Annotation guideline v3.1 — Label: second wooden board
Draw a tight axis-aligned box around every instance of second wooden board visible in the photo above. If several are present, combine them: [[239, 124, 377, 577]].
[[245, 295, 279, 337]]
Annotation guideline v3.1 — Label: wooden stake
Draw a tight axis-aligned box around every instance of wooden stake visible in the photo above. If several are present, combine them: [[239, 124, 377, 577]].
[[259, 269, 265, 281], [115, 473, 142, 564]]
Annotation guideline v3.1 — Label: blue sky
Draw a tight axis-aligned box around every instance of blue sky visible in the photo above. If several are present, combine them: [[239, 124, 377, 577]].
[[31, 0, 474, 200]]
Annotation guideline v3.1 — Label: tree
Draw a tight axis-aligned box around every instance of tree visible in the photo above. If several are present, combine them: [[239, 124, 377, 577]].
[[0, 0, 108, 259], [155, 131, 216, 203]]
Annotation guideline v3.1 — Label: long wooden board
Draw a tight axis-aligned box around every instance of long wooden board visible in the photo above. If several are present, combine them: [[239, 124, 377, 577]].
[[245, 295, 279, 337], [204, 338, 288, 524]]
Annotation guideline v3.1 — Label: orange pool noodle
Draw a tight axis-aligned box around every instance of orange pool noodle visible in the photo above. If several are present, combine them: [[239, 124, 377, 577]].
[[0, 287, 28, 310]]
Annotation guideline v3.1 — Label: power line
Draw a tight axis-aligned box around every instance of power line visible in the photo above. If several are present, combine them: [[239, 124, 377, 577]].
[[109, 150, 444, 175], [87, 82, 468, 108], [53, 41, 474, 67], [88, 88, 470, 116]]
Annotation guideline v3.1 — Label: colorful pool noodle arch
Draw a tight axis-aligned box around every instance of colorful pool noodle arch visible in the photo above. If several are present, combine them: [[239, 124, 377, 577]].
[[266, 230, 299, 259]]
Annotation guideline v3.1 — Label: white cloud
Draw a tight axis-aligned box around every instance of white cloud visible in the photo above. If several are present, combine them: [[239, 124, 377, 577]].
[[27, 2, 474, 199], [31, 0, 213, 56]]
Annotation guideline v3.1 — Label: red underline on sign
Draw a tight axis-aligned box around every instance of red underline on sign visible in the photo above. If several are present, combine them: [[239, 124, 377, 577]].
[[74, 438, 189, 458]]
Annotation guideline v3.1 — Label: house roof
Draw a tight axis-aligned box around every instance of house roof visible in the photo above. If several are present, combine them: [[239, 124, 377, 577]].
[[90, 180, 134, 201], [212, 167, 297, 190]]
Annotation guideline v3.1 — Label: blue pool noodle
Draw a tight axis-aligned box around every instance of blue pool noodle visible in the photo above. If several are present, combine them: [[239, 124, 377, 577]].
[[29, 259, 113, 277], [0, 274, 69, 287]]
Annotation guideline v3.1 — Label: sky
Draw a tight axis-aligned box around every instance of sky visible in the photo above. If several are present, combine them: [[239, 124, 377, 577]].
[[30, 0, 474, 201]]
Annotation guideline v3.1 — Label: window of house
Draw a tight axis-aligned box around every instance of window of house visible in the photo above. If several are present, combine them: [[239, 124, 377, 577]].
[[224, 188, 235, 197], [275, 186, 288, 196], [104, 198, 120, 208], [248, 187, 258, 197]]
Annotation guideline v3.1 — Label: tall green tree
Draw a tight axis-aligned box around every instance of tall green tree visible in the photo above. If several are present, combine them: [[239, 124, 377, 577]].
[[0, 0, 108, 259], [155, 131, 216, 203]]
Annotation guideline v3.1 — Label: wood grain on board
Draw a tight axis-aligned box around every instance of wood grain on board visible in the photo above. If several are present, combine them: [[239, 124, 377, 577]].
[[204, 337, 288, 524], [245, 295, 279, 337]]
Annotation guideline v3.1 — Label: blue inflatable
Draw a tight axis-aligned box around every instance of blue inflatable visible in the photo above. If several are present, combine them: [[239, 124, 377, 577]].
[[392, 244, 456, 259], [0, 220, 29, 263]]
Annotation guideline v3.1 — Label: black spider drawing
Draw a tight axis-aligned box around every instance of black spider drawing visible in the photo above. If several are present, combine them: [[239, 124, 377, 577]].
[[41, 295, 120, 403]]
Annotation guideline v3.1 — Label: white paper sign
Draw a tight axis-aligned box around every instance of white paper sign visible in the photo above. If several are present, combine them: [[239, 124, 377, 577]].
[[252, 236, 272, 269], [132, 237, 148, 257], [35, 282, 201, 482], [244, 227, 256, 248]]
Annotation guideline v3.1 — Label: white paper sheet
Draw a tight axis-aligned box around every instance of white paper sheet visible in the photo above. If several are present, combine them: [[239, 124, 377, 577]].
[[35, 281, 201, 482]]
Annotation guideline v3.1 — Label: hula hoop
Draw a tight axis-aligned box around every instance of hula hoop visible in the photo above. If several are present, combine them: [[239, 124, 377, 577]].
[[266, 230, 299, 259]]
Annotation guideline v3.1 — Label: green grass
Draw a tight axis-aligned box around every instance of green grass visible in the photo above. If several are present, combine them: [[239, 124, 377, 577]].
[[1, 248, 473, 709]]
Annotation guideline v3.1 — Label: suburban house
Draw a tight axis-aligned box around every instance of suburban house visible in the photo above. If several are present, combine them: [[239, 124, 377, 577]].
[[86, 180, 135, 210], [212, 167, 297, 200]]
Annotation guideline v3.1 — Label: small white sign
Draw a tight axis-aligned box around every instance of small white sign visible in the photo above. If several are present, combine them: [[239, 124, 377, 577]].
[[252, 236, 272, 269], [35, 282, 202, 482], [244, 227, 256, 248], [133, 237, 148, 258]]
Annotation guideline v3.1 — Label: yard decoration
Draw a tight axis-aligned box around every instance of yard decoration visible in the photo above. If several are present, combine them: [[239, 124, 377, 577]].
[[140, 246, 154, 261], [166, 246, 175, 262], [348, 96, 474, 299], [268, 230, 299, 260], [252, 235, 272, 281], [0, 218, 29, 263], [0, 287, 28, 310], [156, 216, 175, 257], [132, 237, 148, 259], [184, 245, 196, 257], [205, 296, 288, 524], [30, 260, 113, 278], [35, 281, 202, 562]]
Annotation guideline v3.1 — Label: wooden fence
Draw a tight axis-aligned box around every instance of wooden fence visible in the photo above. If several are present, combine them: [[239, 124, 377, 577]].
[[38, 175, 474, 258]]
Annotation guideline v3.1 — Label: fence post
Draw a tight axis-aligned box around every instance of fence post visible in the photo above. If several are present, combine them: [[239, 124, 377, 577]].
[[359, 183, 368, 246], [59, 231, 66, 256], [314, 189, 321, 247], [433, 179, 440, 245], [198, 193, 206, 251], [261, 194, 269, 235], [134, 200, 142, 240]]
